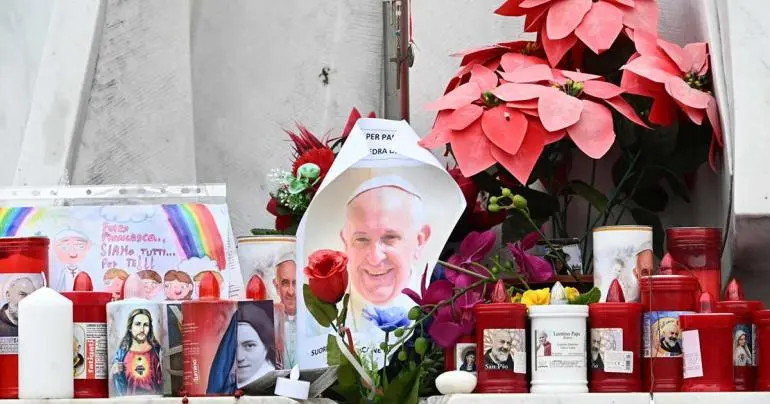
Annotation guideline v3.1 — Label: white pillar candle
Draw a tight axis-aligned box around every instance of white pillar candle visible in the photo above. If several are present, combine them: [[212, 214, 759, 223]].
[[18, 287, 74, 399]]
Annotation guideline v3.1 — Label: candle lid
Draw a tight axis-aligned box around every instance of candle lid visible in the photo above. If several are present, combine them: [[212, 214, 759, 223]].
[[120, 273, 145, 300], [490, 280, 507, 303], [246, 275, 267, 300], [716, 300, 765, 313], [198, 271, 220, 300], [753, 309, 770, 322], [61, 273, 112, 305], [606, 279, 625, 302], [0, 236, 50, 247], [274, 366, 309, 400], [680, 312, 735, 329], [639, 274, 699, 290]]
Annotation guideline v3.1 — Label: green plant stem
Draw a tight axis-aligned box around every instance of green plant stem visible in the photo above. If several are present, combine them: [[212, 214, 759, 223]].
[[438, 260, 490, 280], [383, 332, 390, 391], [469, 261, 496, 278], [521, 208, 580, 284]]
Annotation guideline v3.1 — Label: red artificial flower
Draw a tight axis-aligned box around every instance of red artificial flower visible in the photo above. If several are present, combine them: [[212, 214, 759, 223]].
[[267, 198, 295, 232], [536, 69, 648, 158], [444, 41, 545, 95], [419, 56, 561, 183], [304, 249, 349, 304], [292, 147, 335, 186], [620, 30, 722, 169], [495, 0, 658, 66]]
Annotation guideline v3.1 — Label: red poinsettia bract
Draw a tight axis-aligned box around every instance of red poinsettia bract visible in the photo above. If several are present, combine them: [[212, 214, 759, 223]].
[[620, 30, 722, 168], [495, 0, 658, 66], [419, 56, 558, 183]]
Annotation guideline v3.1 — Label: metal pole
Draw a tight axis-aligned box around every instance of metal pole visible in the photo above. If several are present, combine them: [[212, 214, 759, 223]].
[[382, 0, 412, 121]]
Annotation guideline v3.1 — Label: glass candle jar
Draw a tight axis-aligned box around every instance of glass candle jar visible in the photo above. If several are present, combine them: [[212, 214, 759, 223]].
[[666, 228, 721, 301], [473, 303, 528, 393]]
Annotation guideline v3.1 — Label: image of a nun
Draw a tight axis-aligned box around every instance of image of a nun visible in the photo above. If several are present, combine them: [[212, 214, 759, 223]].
[[236, 303, 277, 388]]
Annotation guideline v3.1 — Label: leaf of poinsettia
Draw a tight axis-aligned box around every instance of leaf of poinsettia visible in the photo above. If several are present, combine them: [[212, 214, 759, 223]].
[[491, 122, 545, 184], [521, 109, 540, 117], [481, 106, 528, 155], [501, 53, 548, 73], [706, 96, 723, 146], [449, 120, 497, 177], [507, 99, 539, 109], [574, 1, 624, 54], [622, 0, 659, 34], [500, 64, 553, 83], [631, 29, 660, 57], [620, 66, 661, 98], [566, 100, 615, 159], [658, 38, 691, 73], [604, 95, 650, 128], [648, 95, 678, 127], [664, 77, 711, 109], [419, 111, 452, 148], [546, 0, 592, 40], [470, 65, 499, 92], [495, 0, 527, 16], [675, 99, 705, 125], [583, 80, 624, 99], [609, 0, 634, 7], [622, 55, 680, 83], [525, 5, 550, 32], [538, 88, 583, 131], [493, 83, 547, 101], [541, 25, 578, 66], [425, 82, 481, 111], [560, 70, 602, 82], [684, 42, 709, 75], [448, 104, 484, 131], [521, 0, 554, 8]]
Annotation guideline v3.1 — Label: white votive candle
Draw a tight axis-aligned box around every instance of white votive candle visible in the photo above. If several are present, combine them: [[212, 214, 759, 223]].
[[18, 287, 74, 399]]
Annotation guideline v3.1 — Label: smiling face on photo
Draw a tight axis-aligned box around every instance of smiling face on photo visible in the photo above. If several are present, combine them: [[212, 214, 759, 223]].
[[341, 186, 431, 305]]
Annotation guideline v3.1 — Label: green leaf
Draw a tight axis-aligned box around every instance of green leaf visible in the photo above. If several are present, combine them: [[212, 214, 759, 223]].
[[303, 284, 338, 327], [382, 364, 422, 403], [288, 178, 308, 195], [630, 207, 665, 258], [501, 210, 547, 244], [327, 334, 341, 366], [330, 352, 363, 404], [250, 228, 285, 236], [565, 180, 607, 213], [338, 293, 350, 326], [569, 287, 601, 305], [511, 187, 559, 220]]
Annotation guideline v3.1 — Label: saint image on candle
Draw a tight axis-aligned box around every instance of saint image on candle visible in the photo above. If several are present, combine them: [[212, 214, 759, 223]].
[[652, 318, 683, 357], [483, 329, 521, 370], [536, 330, 552, 357], [0, 277, 36, 337], [111, 308, 163, 395], [458, 346, 476, 372], [734, 327, 753, 366], [236, 303, 277, 387], [73, 325, 86, 377]]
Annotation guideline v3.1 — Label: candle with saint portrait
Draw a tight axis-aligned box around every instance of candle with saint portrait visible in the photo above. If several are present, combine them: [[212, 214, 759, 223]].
[[716, 279, 764, 391], [235, 300, 278, 389], [592, 226, 654, 303]]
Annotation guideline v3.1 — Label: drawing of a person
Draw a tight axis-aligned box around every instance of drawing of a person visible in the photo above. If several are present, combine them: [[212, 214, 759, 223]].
[[163, 270, 194, 300], [0, 277, 36, 337], [735, 329, 753, 366], [137, 270, 163, 300], [111, 308, 163, 395], [54, 229, 92, 292], [104, 268, 129, 300]]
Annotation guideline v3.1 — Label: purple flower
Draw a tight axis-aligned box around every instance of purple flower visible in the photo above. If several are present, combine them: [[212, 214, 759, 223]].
[[508, 230, 555, 283], [362, 307, 410, 332], [445, 230, 496, 285], [403, 265, 453, 307]]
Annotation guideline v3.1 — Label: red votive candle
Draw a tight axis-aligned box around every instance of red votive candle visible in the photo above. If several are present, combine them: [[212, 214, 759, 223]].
[[754, 310, 770, 390], [0, 236, 49, 399], [680, 292, 735, 391], [716, 278, 764, 391], [61, 272, 113, 398], [667, 227, 721, 303], [640, 275, 699, 392], [589, 279, 642, 392], [473, 301, 528, 393]]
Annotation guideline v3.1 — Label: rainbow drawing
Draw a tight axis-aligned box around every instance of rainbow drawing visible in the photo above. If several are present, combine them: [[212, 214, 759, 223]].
[[0, 207, 43, 237], [163, 204, 226, 269]]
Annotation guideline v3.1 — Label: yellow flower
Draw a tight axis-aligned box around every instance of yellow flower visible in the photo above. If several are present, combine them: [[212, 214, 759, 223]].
[[511, 292, 522, 303], [565, 287, 580, 302], [521, 288, 550, 307]]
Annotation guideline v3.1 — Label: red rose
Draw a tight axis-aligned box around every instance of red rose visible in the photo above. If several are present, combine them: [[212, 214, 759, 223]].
[[303, 249, 349, 304]]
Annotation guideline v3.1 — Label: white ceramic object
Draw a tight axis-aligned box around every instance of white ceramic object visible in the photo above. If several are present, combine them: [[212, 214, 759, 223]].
[[592, 225, 653, 302], [529, 304, 589, 393], [435, 370, 477, 394]]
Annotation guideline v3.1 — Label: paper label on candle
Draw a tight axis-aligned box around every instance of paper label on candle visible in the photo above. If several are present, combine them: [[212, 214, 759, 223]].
[[753, 324, 758, 367], [481, 328, 525, 372], [590, 328, 623, 371], [513, 351, 527, 374], [0, 273, 45, 355], [73, 322, 107, 380], [107, 302, 164, 396], [683, 329, 704, 378], [454, 342, 477, 374], [732, 323, 754, 366], [642, 311, 692, 358], [533, 328, 586, 371], [602, 351, 633, 373]]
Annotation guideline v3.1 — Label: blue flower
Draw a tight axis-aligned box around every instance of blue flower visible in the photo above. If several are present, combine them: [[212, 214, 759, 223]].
[[363, 307, 410, 332]]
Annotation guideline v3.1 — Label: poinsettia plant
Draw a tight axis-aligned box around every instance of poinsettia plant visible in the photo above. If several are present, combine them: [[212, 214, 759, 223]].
[[421, 0, 723, 272]]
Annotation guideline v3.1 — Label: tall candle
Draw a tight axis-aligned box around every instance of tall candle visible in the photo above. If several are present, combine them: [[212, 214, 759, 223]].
[[588, 279, 642, 392], [18, 287, 73, 399], [106, 274, 164, 397], [754, 310, 770, 390], [715, 278, 764, 391], [680, 292, 735, 392], [61, 272, 113, 398]]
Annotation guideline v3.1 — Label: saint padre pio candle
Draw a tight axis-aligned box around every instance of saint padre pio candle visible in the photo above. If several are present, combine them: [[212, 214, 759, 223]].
[[182, 272, 238, 396], [588, 279, 642, 392], [61, 272, 113, 398], [106, 274, 163, 397], [0, 236, 49, 398], [18, 287, 73, 399], [716, 278, 764, 391], [680, 292, 736, 392], [640, 275, 699, 392], [473, 280, 527, 393]]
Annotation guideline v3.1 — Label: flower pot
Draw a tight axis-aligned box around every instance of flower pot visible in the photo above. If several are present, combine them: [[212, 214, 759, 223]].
[[529, 305, 589, 393]]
